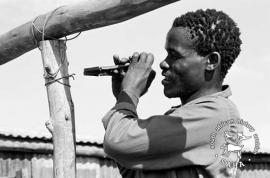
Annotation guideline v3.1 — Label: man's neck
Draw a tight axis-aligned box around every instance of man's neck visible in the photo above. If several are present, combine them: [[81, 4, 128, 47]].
[[180, 85, 222, 105]]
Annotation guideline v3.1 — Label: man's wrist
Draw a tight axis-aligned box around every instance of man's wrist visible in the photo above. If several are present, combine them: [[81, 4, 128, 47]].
[[114, 90, 138, 116], [121, 88, 139, 107]]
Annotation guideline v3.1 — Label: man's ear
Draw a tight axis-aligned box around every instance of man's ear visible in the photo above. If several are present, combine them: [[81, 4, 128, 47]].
[[205, 52, 221, 71]]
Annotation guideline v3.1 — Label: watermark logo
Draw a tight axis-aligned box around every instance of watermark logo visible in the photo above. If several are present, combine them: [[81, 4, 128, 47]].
[[209, 119, 260, 169]]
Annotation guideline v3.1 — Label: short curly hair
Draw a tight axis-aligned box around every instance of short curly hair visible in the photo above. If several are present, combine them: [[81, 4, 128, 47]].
[[172, 9, 242, 79]]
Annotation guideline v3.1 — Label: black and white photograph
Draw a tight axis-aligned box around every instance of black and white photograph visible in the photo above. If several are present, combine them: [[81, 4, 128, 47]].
[[0, 0, 269, 177]]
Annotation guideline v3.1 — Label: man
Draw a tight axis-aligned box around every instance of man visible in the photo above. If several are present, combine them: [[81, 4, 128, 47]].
[[102, 9, 242, 177]]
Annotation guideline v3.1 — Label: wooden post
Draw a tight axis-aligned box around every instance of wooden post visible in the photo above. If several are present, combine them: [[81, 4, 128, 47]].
[[39, 40, 76, 178], [15, 168, 28, 178]]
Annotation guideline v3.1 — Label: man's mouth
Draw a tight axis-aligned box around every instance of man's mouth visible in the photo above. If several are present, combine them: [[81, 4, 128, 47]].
[[162, 79, 170, 86], [161, 72, 171, 85]]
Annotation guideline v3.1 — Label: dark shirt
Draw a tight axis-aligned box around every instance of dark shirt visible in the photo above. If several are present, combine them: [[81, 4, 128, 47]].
[[102, 86, 241, 177]]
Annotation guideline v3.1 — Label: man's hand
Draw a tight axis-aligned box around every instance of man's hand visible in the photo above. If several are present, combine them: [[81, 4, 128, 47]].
[[111, 54, 129, 99], [122, 52, 156, 98]]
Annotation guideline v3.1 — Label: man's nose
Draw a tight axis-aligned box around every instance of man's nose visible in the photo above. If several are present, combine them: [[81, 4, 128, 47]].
[[160, 60, 170, 70]]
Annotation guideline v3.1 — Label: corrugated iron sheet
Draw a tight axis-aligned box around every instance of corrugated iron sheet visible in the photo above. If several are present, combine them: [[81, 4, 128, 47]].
[[0, 129, 103, 145], [238, 166, 270, 178], [1, 130, 270, 178], [0, 151, 121, 178], [237, 152, 270, 178]]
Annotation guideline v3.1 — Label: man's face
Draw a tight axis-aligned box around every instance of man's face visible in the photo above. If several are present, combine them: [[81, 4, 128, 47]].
[[160, 27, 207, 99]]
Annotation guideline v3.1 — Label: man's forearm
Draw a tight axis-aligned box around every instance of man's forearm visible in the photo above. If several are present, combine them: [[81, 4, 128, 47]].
[[102, 91, 185, 169]]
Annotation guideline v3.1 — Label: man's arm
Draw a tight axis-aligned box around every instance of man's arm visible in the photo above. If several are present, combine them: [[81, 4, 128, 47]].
[[103, 91, 224, 170], [103, 52, 226, 170]]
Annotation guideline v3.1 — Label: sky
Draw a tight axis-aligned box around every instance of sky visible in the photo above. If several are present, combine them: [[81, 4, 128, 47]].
[[0, 0, 269, 151]]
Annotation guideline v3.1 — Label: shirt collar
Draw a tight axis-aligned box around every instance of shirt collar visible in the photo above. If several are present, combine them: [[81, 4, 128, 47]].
[[210, 85, 231, 98], [171, 85, 232, 109]]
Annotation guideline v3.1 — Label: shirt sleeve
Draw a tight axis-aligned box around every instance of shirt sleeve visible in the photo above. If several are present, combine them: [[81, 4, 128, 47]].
[[102, 91, 228, 170]]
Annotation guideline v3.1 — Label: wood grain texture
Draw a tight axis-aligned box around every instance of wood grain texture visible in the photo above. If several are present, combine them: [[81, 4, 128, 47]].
[[0, 0, 180, 65], [39, 40, 76, 178]]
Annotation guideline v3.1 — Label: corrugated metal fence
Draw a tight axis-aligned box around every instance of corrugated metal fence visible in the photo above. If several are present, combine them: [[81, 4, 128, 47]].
[[0, 152, 121, 178], [0, 131, 122, 178], [0, 131, 269, 178]]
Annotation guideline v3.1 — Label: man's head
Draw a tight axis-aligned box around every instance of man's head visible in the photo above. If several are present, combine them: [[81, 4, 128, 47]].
[[160, 9, 242, 101]]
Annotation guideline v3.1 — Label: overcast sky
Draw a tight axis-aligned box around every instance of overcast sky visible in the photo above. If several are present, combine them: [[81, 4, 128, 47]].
[[0, 0, 269, 151]]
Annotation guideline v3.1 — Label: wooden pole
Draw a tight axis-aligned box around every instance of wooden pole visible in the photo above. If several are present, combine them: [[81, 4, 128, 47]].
[[0, 0, 180, 65], [15, 169, 28, 178], [39, 40, 76, 178]]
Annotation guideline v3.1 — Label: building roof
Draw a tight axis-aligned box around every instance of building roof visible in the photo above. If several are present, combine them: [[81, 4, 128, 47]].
[[0, 129, 103, 145], [0, 129, 269, 158], [0, 129, 107, 158], [240, 152, 270, 178]]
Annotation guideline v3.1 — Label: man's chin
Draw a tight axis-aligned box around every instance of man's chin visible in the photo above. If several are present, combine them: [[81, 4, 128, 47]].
[[163, 89, 176, 98]]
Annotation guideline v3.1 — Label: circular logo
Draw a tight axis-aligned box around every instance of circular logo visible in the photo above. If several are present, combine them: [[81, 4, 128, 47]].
[[209, 119, 260, 169]]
